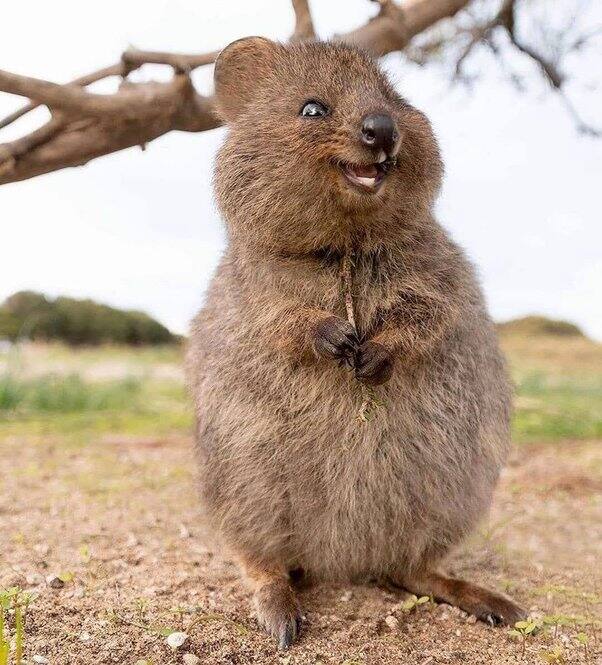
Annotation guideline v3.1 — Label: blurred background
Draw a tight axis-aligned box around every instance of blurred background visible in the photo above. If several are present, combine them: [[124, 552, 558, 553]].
[[1, 1, 601, 664]]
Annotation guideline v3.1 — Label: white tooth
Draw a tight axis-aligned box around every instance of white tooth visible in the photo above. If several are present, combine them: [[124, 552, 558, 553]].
[[377, 151, 387, 163], [357, 176, 376, 186]]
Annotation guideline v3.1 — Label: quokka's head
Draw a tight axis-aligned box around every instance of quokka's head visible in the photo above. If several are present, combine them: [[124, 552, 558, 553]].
[[213, 37, 443, 253]]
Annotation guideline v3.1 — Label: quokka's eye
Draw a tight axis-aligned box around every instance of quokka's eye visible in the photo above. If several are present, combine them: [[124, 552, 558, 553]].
[[300, 100, 329, 118]]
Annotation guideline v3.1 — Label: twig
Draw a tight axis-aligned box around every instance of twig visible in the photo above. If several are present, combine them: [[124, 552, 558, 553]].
[[121, 49, 219, 72], [341, 249, 357, 329], [340, 246, 384, 423]]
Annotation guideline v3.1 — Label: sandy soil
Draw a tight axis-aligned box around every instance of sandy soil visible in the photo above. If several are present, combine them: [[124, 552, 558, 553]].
[[2, 436, 600, 665]]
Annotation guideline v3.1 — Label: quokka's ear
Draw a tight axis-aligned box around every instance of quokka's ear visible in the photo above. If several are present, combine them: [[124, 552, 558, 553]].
[[214, 36, 282, 123]]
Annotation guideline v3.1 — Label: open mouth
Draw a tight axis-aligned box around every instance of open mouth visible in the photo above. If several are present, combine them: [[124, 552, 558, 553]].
[[341, 154, 396, 193]]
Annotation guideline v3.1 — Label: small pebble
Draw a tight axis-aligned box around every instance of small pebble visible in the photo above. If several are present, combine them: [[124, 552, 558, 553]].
[[33, 657, 49, 664], [340, 590, 353, 602], [385, 615, 399, 630], [183, 654, 200, 665], [466, 614, 477, 624], [72, 587, 85, 599], [126, 533, 140, 547], [80, 631, 92, 642], [46, 575, 64, 589], [26, 573, 44, 586], [455, 628, 461, 637], [166, 631, 188, 649]]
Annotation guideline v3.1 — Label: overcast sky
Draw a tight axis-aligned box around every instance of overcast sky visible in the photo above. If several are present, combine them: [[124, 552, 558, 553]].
[[1, 1, 601, 339]]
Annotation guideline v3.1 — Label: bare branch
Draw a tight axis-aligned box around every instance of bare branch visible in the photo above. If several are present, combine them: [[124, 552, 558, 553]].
[[121, 49, 219, 73], [0, 74, 220, 184], [497, 0, 564, 89], [0, 68, 197, 120], [558, 91, 602, 138], [0, 49, 217, 132], [0, 63, 125, 131], [453, 23, 495, 80], [337, 0, 409, 55], [290, 0, 316, 41], [0, 69, 122, 116], [336, 0, 472, 57], [0, 0, 598, 185]]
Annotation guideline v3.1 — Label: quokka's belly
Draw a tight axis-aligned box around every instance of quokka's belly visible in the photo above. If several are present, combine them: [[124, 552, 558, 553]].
[[193, 324, 507, 577]]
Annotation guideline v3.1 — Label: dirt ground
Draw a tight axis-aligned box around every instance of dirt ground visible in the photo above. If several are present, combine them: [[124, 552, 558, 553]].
[[2, 435, 600, 665]]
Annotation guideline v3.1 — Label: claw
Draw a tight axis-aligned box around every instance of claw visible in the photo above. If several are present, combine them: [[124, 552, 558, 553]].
[[485, 613, 499, 627], [254, 579, 303, 649], [313, 316, 359, 364], [278, 619, 298, 649]]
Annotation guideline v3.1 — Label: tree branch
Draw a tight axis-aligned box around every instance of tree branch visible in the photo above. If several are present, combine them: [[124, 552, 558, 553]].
[[0, 63, 125, 131], [0, 0, 598, 185], [290, 0, 316, 41], [121, 48, 220, 72], [335, 0, 472, 56], [0, 75, 220, 184], [498, 0, 600, 136]]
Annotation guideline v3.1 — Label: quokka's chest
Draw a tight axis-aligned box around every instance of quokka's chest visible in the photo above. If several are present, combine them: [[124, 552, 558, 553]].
[[275, 250, 403, 337]]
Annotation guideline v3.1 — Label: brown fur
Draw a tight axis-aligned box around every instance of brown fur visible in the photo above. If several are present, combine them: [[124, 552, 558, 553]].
[[187, 38, 525, 646]]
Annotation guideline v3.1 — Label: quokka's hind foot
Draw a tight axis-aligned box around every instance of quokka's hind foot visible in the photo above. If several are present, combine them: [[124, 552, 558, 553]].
[[396, 570, 527, 626], [254, 577, 302, 649], [239, 557, 303, 649]]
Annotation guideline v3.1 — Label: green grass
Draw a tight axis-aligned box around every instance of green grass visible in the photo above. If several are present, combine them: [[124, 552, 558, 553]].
[[0, 337, 601, 444], [0, 374, 141, 413], [0, 588, 32, 665], [0, 371, 192, 439], [513, 372, 602, 443], [501, 333, 602, 443]]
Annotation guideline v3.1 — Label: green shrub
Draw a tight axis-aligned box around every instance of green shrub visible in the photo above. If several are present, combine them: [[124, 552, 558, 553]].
[[0, 310, 21, 341], [0, 291, 175, 346]]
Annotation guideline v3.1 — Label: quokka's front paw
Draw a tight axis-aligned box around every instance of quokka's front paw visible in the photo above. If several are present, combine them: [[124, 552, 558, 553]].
[[254, 579, 302, 649], [355, 340, 394, 385], [312, 316, 358, 365]]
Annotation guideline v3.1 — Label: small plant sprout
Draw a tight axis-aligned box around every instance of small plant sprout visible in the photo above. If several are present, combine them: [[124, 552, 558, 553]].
[[575, 632, 589, 661], [0, 593, 9, 665], [509, 618, 543, 658], [134, 597, 150, 621], [538, 646, 565, 664], [0, 587, 34, 665], [78, 543, 91, 563], [170, 605, 188, 628], [541, 613, 588, 639], [399, 595, 430, 613]]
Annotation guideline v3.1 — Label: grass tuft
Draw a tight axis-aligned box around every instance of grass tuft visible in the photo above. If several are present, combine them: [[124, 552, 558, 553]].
[[0, 588, 33, 665], [0, 374, 141, 414]]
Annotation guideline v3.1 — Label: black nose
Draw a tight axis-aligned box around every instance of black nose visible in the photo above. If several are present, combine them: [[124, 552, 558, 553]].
[[361, 114, 398, 155]]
